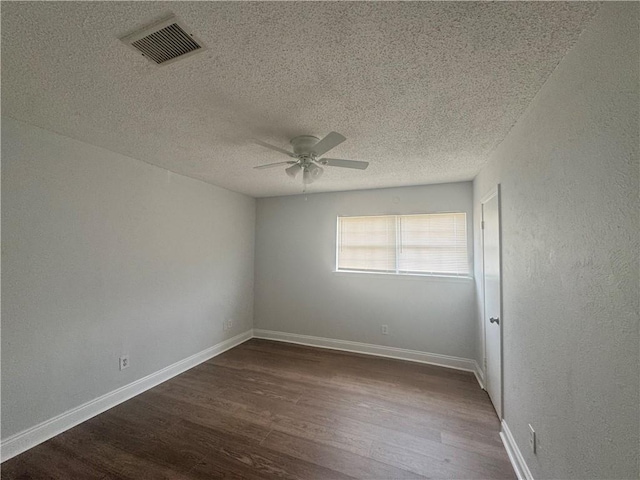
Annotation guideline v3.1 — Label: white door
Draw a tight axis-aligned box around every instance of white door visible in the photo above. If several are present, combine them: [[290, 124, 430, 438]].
[[482, 188, 502, 418]]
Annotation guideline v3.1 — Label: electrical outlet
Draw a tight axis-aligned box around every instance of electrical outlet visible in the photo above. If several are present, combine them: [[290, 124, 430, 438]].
[[227, 319, 233, 330], [119, 355, 130, 371], [381, 325, 389, 335], [529, 424, 536, 454]]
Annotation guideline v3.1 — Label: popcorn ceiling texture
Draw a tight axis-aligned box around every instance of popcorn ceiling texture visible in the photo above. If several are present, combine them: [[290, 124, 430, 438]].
[[1, 2, 598, 197]]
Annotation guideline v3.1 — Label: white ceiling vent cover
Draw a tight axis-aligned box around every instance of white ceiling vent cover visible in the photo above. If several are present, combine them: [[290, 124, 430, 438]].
[[120, 16, 205, 66]]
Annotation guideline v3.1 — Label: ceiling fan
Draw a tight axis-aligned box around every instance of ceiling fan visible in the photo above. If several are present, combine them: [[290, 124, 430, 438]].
[[253, 132, 369, 185]]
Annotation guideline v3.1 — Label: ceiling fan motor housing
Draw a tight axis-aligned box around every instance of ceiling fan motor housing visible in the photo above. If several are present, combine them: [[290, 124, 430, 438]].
[[290, 135, 320, 155]]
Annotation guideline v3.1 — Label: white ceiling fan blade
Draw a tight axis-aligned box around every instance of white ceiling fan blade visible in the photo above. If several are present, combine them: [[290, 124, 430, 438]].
[[311, 132, 346, 157], [253, 161, 296, 170], [322, 158, 369, 170], [254, 140, 296, 158]]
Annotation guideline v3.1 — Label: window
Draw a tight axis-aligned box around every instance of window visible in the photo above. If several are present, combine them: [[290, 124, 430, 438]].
[[336, 213, 469, 276]]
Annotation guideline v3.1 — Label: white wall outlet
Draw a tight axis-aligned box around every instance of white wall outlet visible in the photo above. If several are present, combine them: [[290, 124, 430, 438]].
[[227, 319, 233, 330], [529, 424, 536, 454], [119, 355, 130, 371], [381, 325, 389, 335]]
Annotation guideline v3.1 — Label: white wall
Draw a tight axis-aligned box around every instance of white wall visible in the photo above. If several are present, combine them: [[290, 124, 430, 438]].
[[473, 4, 639, 479], [1, 117, 255, 439], [255, 182, 476, 360]]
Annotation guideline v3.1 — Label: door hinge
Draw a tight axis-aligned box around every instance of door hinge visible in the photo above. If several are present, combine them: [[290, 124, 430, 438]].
[[481, 221, 485, 229]]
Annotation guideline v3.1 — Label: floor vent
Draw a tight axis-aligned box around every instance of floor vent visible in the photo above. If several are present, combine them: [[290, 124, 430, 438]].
[[120, 16, 205, 66]]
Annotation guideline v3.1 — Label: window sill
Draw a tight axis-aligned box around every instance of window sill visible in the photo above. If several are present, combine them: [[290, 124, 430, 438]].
[[333, 270, 473, 281]]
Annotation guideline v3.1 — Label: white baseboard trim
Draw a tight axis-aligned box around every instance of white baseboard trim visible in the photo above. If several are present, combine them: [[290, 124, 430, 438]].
[[253, 329, 477, 375], [500, 420, 534, 480], [473, 361, 486, 390], [1, 329, 253, 463]]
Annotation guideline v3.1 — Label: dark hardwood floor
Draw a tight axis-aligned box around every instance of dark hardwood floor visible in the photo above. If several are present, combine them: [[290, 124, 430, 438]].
[[2, 339, 515, 479]]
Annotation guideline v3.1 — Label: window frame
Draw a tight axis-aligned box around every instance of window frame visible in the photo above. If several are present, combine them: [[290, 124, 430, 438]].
[[335, 212, 471, 279]]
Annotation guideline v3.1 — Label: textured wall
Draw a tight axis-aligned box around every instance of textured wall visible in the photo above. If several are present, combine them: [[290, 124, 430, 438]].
[[473, 4, 639, 478], [1, 118, 256, 438], [255, 183, 476, 360]]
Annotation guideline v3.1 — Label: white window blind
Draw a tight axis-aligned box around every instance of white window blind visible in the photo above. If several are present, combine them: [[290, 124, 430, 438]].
[[337, 213, 469, 276], [337, 215, 396, 272]]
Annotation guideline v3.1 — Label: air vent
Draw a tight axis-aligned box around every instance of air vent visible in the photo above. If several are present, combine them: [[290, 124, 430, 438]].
[[120, 16, 205, 66]]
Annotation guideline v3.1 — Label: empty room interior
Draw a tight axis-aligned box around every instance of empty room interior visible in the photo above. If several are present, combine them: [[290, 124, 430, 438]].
[[1, 2, 638, 479]]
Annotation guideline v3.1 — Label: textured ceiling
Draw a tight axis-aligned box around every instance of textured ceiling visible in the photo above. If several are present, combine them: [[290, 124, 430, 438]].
[[2, 2, 598, 197]]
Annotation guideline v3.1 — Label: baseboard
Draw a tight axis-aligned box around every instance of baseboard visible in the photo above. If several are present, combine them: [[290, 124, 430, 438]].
[[500, 420, 534, 480], [253, 329, 477, 374], [473, 361, 486, 390], [1, 329, 253, 463]]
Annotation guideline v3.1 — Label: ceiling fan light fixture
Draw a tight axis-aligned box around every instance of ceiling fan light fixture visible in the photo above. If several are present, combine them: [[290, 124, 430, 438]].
[[285, 164, 302, 178], [303, 167, 312, 184], [309, 163, 324, 179], [303, 163, 324, 184]]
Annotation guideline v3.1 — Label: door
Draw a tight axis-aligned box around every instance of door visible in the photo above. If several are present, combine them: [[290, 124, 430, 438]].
[[482, 188, 502, 418]]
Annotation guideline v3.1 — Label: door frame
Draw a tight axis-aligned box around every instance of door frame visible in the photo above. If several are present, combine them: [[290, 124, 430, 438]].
[[480, 184, 503, 419]]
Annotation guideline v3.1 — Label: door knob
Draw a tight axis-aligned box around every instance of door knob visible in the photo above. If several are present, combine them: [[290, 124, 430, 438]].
[[489, 317, 500, 325]]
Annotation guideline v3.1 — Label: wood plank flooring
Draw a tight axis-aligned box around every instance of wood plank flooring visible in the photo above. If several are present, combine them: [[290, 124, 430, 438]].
[[2, 339, 515, 479]]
